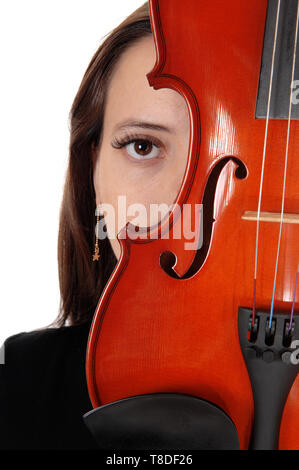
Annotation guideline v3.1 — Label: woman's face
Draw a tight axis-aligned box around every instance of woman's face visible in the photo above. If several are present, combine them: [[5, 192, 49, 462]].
[[93, 35, 190, 259]]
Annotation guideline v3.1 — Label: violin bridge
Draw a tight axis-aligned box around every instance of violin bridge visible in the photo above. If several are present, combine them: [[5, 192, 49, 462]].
[[238, 307, 299, 450], [241, 211, 299, 224]]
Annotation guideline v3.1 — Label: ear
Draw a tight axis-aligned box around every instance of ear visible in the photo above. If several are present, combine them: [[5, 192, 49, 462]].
[[91, 143, 100, 206], [91, 142, 97, 172]]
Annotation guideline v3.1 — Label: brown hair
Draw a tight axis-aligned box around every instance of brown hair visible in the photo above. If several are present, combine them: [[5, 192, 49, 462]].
[[56, 2, 151, 326]]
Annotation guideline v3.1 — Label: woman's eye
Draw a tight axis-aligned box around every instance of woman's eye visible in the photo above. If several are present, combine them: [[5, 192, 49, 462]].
[[111, 135, 163, 161], [126, 139, 160, 160]]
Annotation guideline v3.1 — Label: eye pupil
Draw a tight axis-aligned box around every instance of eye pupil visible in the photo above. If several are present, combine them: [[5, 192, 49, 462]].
[[134, 140, 152, 156]]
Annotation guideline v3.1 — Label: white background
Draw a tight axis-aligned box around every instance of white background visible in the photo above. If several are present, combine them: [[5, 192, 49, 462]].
[[0, 0, 146, 345]]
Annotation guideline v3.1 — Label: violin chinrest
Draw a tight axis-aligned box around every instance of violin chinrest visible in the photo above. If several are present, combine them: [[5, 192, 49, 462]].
[[83, 393, 240, 450]]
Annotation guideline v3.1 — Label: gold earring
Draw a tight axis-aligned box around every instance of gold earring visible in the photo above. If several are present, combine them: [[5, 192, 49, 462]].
[[93, 214, 100, 261]]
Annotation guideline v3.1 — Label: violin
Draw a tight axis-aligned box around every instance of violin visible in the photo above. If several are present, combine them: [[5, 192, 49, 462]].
[[84, 0, 299, 450]]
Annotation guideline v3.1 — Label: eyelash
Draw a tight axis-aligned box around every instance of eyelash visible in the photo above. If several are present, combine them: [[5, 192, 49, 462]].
[[111, 132, 164, 161]]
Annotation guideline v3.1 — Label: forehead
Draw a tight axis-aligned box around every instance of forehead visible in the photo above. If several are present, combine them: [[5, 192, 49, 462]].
[[103, 35, 189, 133]]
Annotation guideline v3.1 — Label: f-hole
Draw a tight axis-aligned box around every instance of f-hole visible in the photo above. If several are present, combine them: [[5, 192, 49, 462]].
[[159, 156, 247, 280]]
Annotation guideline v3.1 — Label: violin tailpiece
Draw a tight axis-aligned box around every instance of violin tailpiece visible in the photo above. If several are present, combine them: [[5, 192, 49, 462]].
[[238, 307, 299, 450]]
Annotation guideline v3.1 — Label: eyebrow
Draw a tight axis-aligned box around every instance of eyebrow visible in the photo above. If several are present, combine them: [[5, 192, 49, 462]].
[[113, 120, 173, 134]]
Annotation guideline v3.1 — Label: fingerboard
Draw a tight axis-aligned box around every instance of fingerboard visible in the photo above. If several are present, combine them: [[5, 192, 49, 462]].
[[256, 0, 299, 119]]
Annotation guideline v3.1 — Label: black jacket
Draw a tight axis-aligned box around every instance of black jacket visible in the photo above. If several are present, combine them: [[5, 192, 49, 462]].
[[0, 321, 98, 449]]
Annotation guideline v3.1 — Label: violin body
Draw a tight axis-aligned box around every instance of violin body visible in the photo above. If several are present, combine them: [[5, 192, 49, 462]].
[[86, 0, 299, 449]]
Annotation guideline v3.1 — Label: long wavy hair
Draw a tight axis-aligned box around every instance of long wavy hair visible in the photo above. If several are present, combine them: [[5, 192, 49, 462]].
[[56, 2, 151, 326]]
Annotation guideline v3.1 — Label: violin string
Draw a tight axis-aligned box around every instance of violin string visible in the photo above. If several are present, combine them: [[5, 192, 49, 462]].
[[269, 0, 299, 329], [252, 0, 281, 327], [289, 265, 299, 333]]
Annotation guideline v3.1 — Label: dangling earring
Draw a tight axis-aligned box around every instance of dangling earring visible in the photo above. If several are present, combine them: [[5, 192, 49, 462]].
[[93, 213, 100, 261]]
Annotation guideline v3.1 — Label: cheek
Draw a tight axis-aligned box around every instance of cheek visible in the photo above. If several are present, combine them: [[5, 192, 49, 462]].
[[95, 138, 189, 233], [97, 145, 164, 205]]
